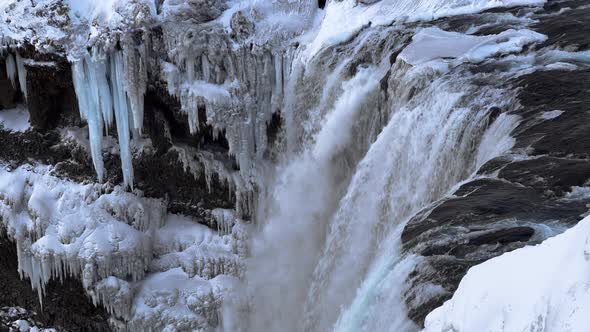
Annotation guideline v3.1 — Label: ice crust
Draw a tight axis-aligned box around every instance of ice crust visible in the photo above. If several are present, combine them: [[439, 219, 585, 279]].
[[302, 0, 546, 60], [0, 165, 246, 331]]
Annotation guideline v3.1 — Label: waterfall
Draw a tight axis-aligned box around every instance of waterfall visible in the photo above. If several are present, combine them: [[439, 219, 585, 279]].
[[248, 20, 523, 331], [247, 65, 384, 331]]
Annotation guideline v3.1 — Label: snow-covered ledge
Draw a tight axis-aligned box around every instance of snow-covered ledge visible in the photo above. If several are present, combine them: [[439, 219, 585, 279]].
[[424, 213, 590, 331]]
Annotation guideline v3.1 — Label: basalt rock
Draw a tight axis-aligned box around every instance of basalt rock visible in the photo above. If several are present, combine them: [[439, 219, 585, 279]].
[[401, 1, 590, 326]]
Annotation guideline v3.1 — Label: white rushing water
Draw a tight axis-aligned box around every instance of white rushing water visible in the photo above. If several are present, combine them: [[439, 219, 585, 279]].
[[248, 18, 525, 331], [247, 65, 384, 331]]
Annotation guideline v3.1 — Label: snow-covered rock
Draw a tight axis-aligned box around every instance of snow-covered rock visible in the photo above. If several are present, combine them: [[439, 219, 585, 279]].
[[423, 214, 590, 332], [0, 164, 247, 330]]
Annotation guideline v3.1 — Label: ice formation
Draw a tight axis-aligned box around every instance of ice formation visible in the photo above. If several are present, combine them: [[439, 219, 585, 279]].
[[2, 0, 585, 331], [71, 48, 147, 188], [0, 164, 247, 330], [5, 53, 16, 87], [2, 51, 28, 99], [160, 30, 295, 179], [15, 54, 27, 100], [423, 213, 590, 332], [399, 27, 547, 65]]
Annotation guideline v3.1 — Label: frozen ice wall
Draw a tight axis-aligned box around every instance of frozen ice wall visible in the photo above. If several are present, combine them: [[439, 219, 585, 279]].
[[0, 164, 247, 331]]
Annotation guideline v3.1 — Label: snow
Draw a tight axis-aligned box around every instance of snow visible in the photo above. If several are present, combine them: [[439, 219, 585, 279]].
[[0, 164, 247, 330], [303, 0, 546, 60], [0, 0, 68, 52], [0, 0, 155, 55], [399, 27, 547, 65], [0, 106, 30, 132], [423, 215, 590, 332], [66, 0, 156, 24], [541, 110, 564, 120]]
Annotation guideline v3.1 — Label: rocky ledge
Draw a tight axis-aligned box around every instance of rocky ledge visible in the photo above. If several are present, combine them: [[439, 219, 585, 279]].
[[402, 0, 590, 325]]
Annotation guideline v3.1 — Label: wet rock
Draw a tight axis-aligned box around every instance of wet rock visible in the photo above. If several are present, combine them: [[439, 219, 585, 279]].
[[401, 2, 590, 326], [25, 59, 80, 130], [535, 2, 590, 50]]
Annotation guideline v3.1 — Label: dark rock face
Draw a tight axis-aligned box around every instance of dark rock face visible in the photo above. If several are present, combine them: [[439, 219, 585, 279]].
[[0, 235, 111, 332], [401, 1, 590, 325], [135, 149, 234, 221], [535, 1, 590, 50], [0, 59, 21, 110], [26, 60, 80, 130]]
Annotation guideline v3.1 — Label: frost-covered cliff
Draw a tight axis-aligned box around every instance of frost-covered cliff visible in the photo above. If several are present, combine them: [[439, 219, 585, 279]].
[[1, 0, 590, 331]]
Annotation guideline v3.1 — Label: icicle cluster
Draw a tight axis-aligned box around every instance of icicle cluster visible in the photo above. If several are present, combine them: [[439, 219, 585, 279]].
[[0, 166, 248, 329], [3, 51, 27, 99], [71, 48, 147, 189], [0, 166, 165, 307], [172, 144, 257, 218], [162, 25, 295, 176]]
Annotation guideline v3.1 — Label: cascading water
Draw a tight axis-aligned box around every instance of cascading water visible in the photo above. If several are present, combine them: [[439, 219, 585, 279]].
[[247, 15, 524, 332], [247, 65, 384, 331]]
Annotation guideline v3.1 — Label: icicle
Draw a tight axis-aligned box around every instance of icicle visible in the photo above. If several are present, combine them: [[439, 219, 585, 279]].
[[110, 52, 135, 189], [186, 56, 195, 81], [15, 54, 27, 100], [71, 49, 140, 188], [94, 55, 115, 130], [72, 59, 106, 182], [202, 55, 210, 82], [5, 53, 16, 88], [122, 47, 147, 134]]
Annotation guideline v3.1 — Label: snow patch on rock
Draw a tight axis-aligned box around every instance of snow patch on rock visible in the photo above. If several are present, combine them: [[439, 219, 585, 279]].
[[399, 27, 547, 65], [423, 214, 590, 332], [302, 0, 546, 60]]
